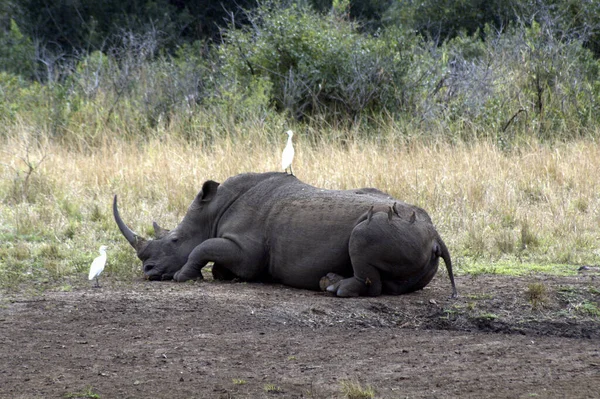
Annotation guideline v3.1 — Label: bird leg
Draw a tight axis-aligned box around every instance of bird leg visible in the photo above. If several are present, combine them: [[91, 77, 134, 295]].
[[94, 277, 101, 288]]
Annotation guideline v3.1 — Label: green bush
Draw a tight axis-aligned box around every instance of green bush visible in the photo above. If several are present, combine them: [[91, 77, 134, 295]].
[[0, 19, 35, 79], [1, 1, 599, 145], [219, 3, 415, 122], [413, 20, 600, 141]]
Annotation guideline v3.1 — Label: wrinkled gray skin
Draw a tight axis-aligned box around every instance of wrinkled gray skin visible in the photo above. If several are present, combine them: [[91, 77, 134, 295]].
[[114, 172, 457, 298]]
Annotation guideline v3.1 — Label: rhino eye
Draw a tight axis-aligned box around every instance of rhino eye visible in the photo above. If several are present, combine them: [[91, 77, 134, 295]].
[[171, 237, 178, 243]]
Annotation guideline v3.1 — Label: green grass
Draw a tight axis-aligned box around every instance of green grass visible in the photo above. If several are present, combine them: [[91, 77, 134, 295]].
[[64, 386, 100, 398], [458, 259, 580, 277], [263, 383, 283, 393]]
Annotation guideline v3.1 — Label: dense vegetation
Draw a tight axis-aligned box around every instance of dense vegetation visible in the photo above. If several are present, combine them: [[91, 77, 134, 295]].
[[1, 0, 599, 146]]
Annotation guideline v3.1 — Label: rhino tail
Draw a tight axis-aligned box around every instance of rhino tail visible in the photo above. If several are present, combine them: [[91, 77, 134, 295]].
[[434, 236, 458, 298]]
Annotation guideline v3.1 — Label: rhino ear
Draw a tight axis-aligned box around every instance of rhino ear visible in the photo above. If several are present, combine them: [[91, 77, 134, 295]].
[[152, 221, 170, 239], [198, 180, 220, 203]]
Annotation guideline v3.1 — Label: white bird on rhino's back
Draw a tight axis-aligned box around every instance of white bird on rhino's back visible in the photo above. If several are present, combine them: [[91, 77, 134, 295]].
[[89, 245, 108, 288], [281, 130, 295, 175]]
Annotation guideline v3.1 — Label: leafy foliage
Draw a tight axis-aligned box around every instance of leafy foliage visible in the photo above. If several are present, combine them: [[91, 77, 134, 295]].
[[220, 3, 415, 121], [0, 0, 599, 143], [0, 19, 35, 78]]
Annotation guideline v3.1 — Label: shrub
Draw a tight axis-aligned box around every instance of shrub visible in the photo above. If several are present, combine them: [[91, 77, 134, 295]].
[[0, 19, 35, 79], [219, 2, 414, 123]]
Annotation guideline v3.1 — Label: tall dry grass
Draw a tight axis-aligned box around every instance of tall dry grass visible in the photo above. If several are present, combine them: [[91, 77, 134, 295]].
[[1, 129, 599, 289]]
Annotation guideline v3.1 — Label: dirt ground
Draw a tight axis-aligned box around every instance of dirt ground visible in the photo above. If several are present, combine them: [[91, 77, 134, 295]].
[[1, 270, 600, 399]]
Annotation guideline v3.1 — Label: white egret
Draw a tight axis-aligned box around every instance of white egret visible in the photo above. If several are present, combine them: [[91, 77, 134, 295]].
[[281, 130, 295, 175], [88, 245, 108, 288]]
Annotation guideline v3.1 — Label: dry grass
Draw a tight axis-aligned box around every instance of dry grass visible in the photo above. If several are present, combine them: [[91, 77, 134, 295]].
[[525, 282, 548, 309], [339, 379, 376, 399], [1, 129, 600, 289]]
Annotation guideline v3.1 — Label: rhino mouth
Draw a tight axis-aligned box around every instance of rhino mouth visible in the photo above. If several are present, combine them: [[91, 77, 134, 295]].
[[144, 271, 172, 281], [145, 273, 162, 281], [143, 264, 175, 281]]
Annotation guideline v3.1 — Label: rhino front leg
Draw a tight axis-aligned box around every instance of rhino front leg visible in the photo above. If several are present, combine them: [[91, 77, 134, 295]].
[[174, 238, 243, 282]]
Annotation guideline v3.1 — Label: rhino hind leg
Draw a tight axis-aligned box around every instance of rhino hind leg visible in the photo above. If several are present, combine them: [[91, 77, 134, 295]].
[[322, 266, 383, 297], [326, 275, 379, 297], [382, 260, 439, 295]]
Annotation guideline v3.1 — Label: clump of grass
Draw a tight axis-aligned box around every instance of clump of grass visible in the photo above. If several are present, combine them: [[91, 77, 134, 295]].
[[90, 204, 104, 222], [572, 197, 588, 213], [495, 230, 515, 255], [573, 302, 600, 317], [525, 282, 547, 309], [38, 243, 62, 259], [12, 242, 30, 260], [263, 383, 283, 393], [232, 378, 247, 385], [64, 386, 100, 398], [62, 221, 78, 240], [520, 219, 538, 250], [464, 224, 486, 258], [477, 312, 499, 321], [339, 380, 375, 399]]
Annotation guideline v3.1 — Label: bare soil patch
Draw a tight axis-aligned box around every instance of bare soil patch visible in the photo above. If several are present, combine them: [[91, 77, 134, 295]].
[[1, 271, 599, 398]]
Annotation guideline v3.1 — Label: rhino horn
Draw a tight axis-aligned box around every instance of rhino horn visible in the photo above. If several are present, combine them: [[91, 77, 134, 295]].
[[153, 221, 170, 239], [113, 195, 148, 253]]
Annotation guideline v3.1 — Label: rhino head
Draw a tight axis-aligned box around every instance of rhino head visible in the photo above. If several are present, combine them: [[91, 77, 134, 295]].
[[113, 180, 220, 280]]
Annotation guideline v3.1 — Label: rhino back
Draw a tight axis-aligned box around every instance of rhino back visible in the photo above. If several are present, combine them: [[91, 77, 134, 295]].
[[218, 175, 398, 288], [212, 173, 429, 289]]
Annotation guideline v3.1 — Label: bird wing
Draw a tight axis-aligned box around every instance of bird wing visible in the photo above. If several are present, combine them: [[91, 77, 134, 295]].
[[281, 145, 294, 169], [88, 255, 106, 280]]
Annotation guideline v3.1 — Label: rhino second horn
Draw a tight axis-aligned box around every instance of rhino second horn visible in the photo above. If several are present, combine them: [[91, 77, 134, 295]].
[[153, 221, 170, 239], [113, 195, 148, 253]]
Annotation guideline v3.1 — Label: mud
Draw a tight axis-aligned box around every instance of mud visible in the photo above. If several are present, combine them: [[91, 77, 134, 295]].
[[1, 271, 599, 398]]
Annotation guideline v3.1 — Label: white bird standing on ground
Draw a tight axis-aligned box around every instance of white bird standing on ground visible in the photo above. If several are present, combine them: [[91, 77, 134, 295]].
[[89, 245, 108, 288], [281, 130, 295, 175]]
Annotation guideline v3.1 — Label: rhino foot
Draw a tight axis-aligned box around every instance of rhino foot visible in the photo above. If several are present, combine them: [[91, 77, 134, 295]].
[[322, 275, 368, 297], [173, 270, 185, 282], [173, 270, 202, 282], [319, 273, 345, 292]]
